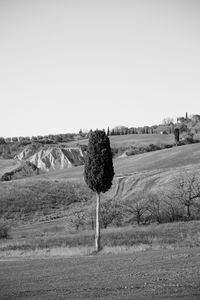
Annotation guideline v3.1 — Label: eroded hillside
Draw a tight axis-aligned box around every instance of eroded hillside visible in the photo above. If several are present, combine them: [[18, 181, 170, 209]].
[[16, 146, 86, 171]]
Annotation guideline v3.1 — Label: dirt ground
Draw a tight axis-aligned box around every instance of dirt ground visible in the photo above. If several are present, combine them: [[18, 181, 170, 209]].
[[0, 247, 200, 300]]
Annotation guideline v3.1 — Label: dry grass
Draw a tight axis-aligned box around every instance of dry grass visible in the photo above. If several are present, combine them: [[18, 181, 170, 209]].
[[0, 179, 93, 222], [109, 133, 174, 147], [0, 246, 94, 259], [0, 245, 157, 259], [1, 221, 200, 259]]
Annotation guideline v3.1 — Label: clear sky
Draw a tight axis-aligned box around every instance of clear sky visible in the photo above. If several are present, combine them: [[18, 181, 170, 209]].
[[0, 0, 200, 137]]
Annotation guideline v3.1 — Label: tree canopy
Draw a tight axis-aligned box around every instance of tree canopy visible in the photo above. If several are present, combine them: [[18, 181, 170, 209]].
[[84, 130, 114, 194]]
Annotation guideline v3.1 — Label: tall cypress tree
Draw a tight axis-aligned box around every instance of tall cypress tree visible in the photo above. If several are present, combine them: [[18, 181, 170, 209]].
[[84, 130, 114, 251], [174, 127, 180, 145]]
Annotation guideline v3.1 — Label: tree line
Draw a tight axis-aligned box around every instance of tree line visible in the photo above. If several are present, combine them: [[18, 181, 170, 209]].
[[0, 133, 76, 145], [1, 113, 200, 145], [106, 114, 200, 136]]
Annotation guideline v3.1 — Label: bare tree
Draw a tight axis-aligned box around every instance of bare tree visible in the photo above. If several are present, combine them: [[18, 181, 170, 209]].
[[124, 192, 148, 225], [69, 208, 86, 231], [163, 196, 183, 222], [169, 171, 200, 219], [100, 199, 122, 228], [147, 192, 165, 223]]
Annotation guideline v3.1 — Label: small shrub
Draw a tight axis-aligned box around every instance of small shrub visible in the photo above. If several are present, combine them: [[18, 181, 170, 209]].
[[0, 220, 9, 239], [69, 209, 86, 231], [159, 143, 170, 149]]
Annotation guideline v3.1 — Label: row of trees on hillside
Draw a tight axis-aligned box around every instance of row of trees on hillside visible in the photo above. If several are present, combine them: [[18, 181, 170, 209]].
[[1, 113, 200, 143], [0, 133, 77, 145], [106, 113, 200, 136]]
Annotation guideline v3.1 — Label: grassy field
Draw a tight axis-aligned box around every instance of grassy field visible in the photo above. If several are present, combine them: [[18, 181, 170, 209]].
[[114, 142, 200, 174], [67, 133, 175, 148], [0, 180, 93, 223], [1, 221, 200, 256], [109, 133, 174, 147], [0, 247, 200, 299]]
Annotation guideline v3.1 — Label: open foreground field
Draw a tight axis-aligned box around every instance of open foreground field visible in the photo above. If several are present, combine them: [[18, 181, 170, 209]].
[[1, 247, 200, 300]]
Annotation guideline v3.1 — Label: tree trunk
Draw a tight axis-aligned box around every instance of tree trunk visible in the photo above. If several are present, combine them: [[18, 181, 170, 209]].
[[186, 205, 191, 219], [91, 212, 94, 230], [95, 192, 101, 252], [136, 212, 140, 225]]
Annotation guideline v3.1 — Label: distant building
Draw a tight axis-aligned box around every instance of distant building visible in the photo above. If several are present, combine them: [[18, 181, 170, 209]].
[[177, 117, 186, 123]]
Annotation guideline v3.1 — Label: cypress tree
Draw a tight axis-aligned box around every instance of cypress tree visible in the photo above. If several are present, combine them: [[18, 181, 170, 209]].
[[174, 128, 180, 145], [84, 130, 114, 251]]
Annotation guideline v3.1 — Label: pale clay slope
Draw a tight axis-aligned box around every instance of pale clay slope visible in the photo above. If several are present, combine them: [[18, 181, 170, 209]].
[[17, 147, 86, 171], [16, 147, 37, 160]]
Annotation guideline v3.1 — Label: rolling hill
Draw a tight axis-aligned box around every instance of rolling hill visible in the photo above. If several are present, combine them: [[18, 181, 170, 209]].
[[31, 142, 200, 202], [0, 133, 174, 180], [0, 135, 200, 225], [66, 133, 174, 148], [35, 142, 200, 179]]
